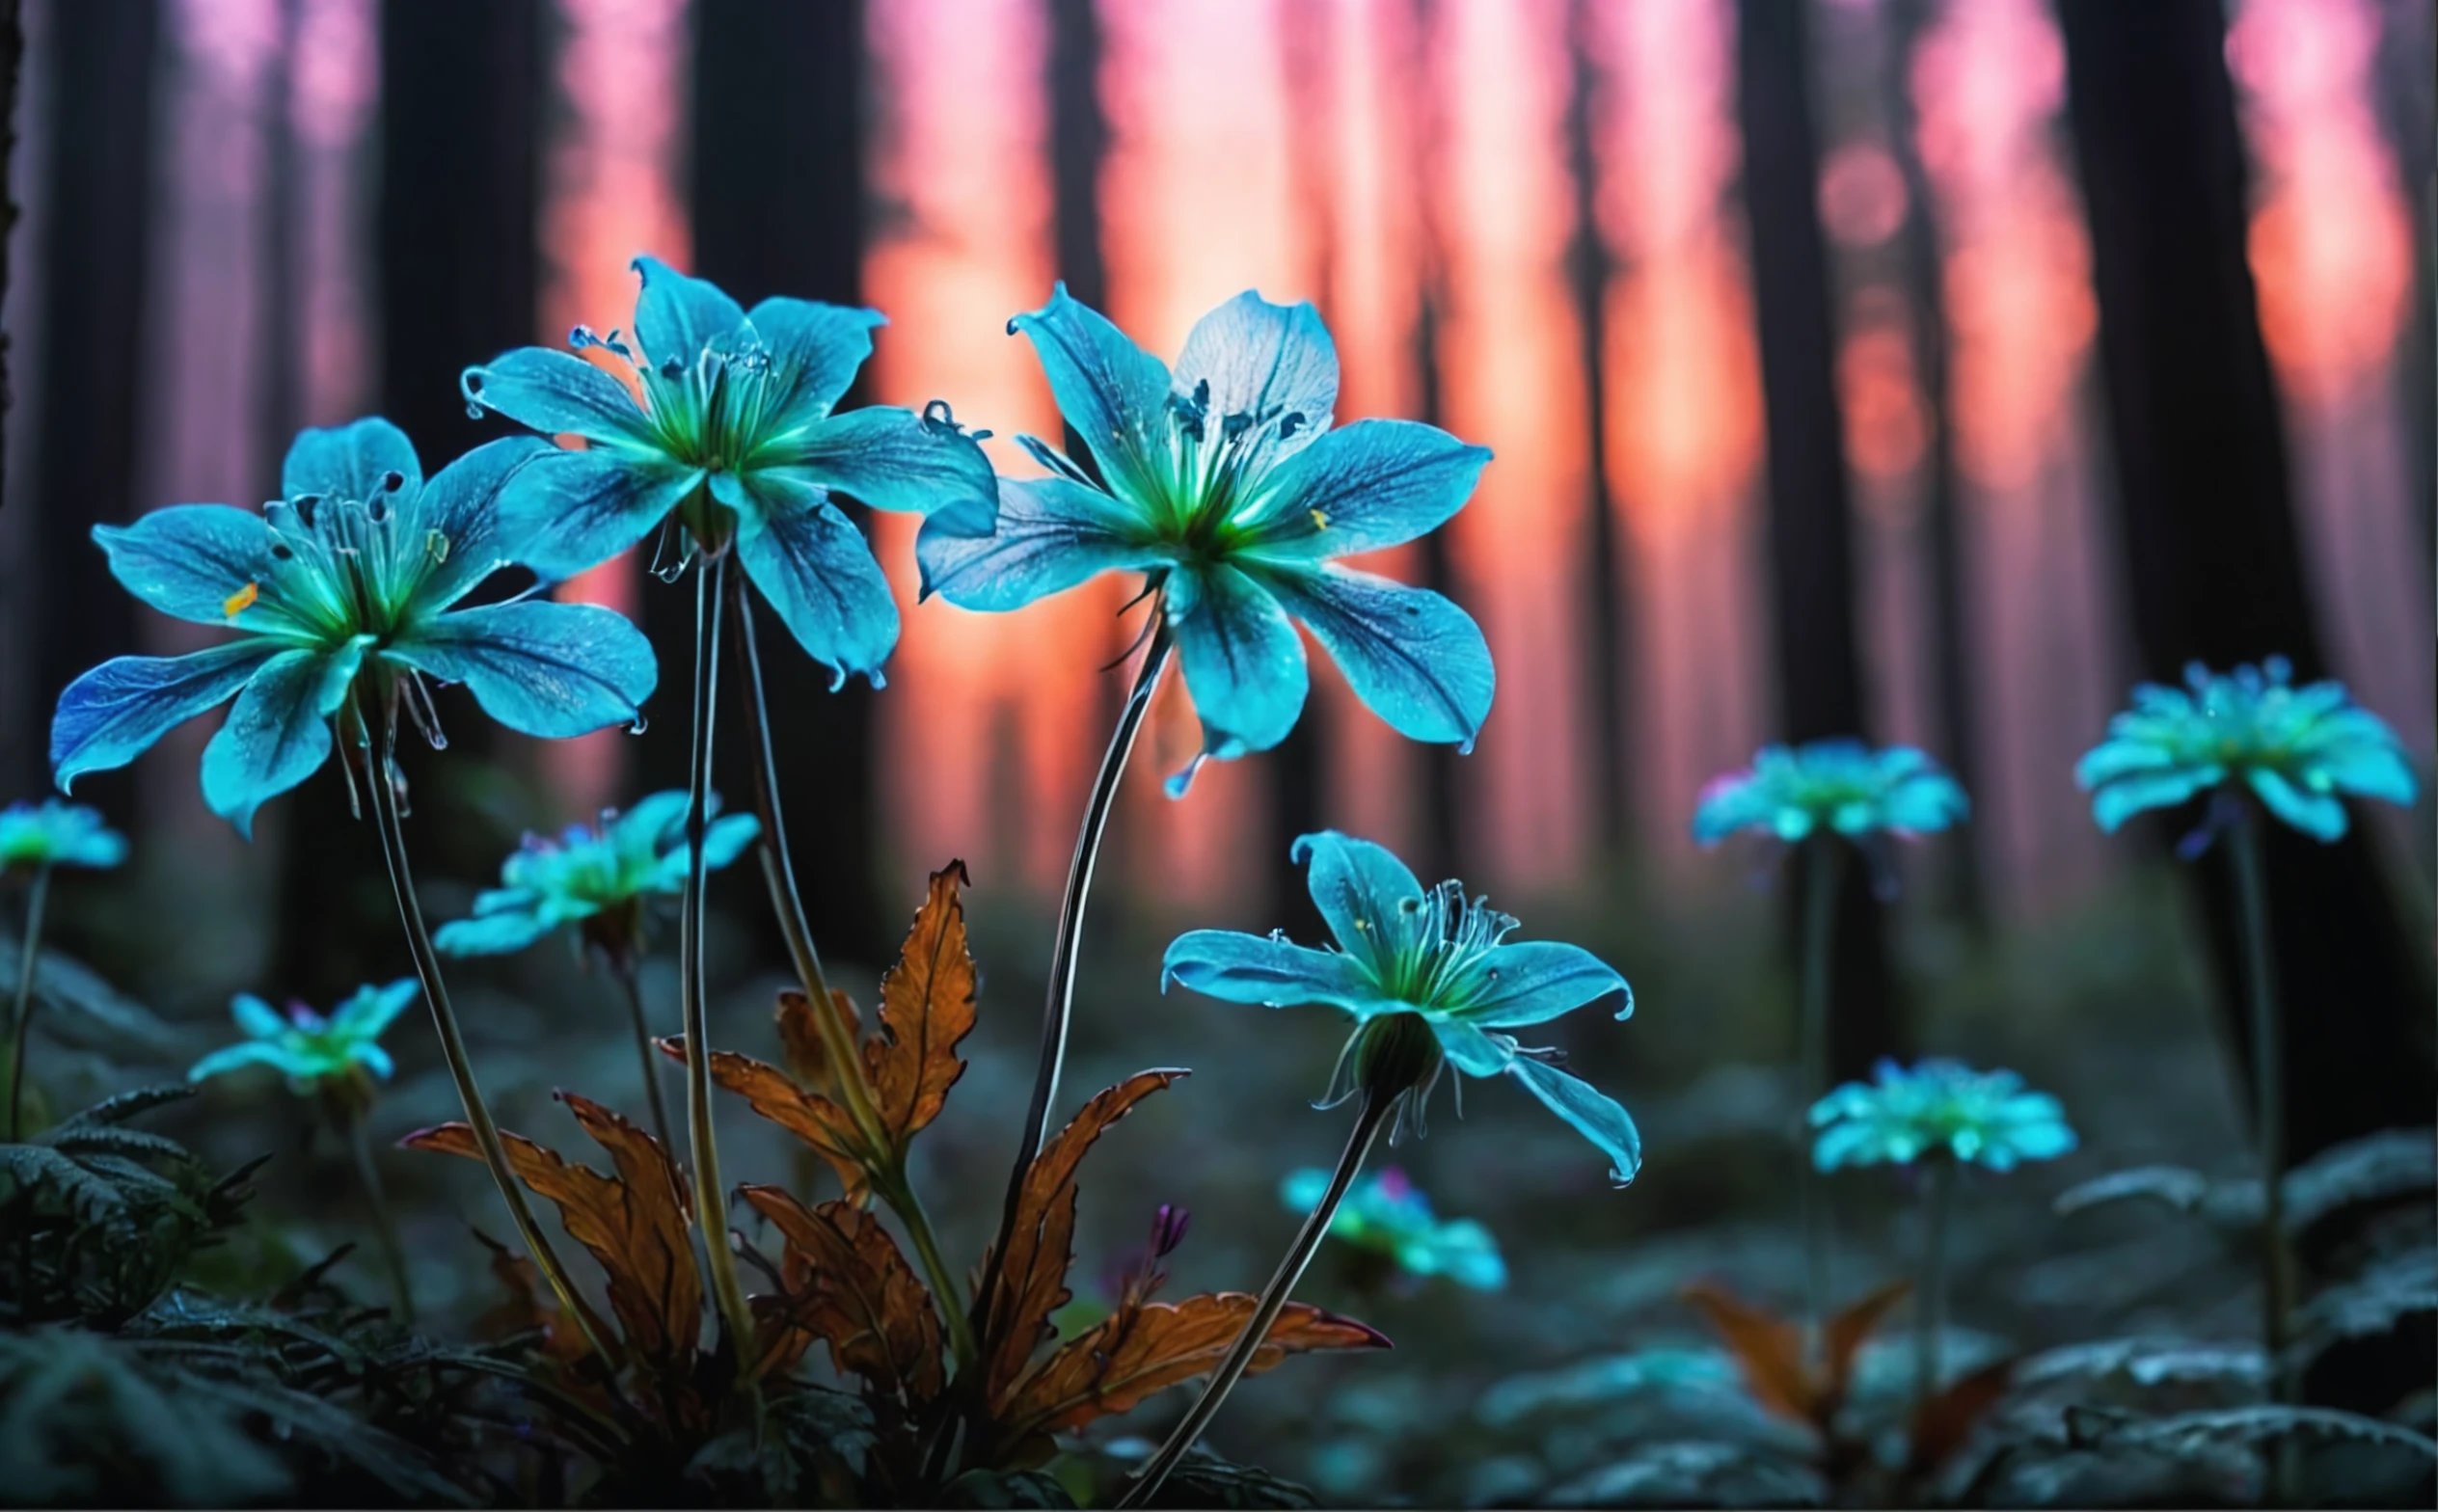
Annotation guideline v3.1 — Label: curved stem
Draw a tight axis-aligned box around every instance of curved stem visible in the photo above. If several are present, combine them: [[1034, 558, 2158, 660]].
[[680, 552, 759, 1367], [603, 948, 676, 1155], [1913, 1153, 1953, 1418], [1795, 835, 1842, 1347], [354, 695, 614, 1364], [344, 1102, 417, 1323], [6, 863, 51, 1141], [1117, 1091, 1393, 1509], [2227, 802, 2298, 1505], [725, 571, 978, 1374]]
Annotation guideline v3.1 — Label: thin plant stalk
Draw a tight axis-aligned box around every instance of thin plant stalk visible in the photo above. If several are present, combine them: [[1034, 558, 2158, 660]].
[[1913, 1152, 1954, 1418], [342, 1099, 416, 1323], [678, 551, 758, 1366], [1117, 1090, 1395, 1509], [601, 947, 676, 1155], [5, 861, 50, 1141], [724, 572, 979, 1373], [2225, 799, 2299, 1503], [353, 693, 614, 1364], [1795, 834, 1843, 1343]]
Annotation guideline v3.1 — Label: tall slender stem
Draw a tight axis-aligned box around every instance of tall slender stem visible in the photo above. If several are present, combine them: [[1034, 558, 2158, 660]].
[[6, 863, 50, 1141], [354, 696, 613, 1364], [680, 552, 758, 1367], [1913, 1152, 1954, 1418], [2226, 801, 2298, 1504], [1117, 1092, 1394, 1509], [1795, 834, 1843, 1343], [344, 1101, 416, 1323], [603, 948, 675, 1155], [725, 572, 978, 1373]]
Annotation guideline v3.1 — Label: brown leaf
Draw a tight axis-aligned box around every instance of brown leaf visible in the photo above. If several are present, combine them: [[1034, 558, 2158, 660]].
[[980, 1069, 1189, 1404], [1681, 1280, 1818, 1424], [740, 1183, 943, 1408], [1906, 1355, 2016, 1478], [470, 1232, 589, 1367], [862, 861, 978, 1158], [997, 1290, 1388, 1446], [776, 987, 861, 1093], [659, 1034, 873, 1205], [403, 1093, 701, 1373], [1823, 1279, 1911, 1404]]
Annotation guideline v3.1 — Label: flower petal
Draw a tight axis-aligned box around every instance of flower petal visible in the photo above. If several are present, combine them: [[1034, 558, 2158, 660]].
[[201, 641, 366, 840], [1432, 1019, 1517, 1077], [1172, 290, 1339, 465], [1291, 829, 1428, 975], [1260, 564, 1493, 751], [408, 434, 557, 611], [230, 993, 285, 1040], [1008, 284, 1176, 511], [332, 978, 420, 1040], [386, 601, 659, 739], [915, 473, 1163, 610], [699, 811, 763, 871], [1167, 562, 1308, 764], [495, 446, 701, 582], [1160, 929, 1378, 1012], [352, 1043, 397, 1081], [282, 417, 422, 503], [2247, 769, 2347, 841], [188, 1040, 289, 1083], [2312, 725, 2420, 806], [631, 255, 746, 368], [732, 471, 901, 688], [786, 404, 998, 526], [1456, 941, 1632, 1027], [747, 297, 885, 429], [1235, 419, 1489, 559], [52, 641, 284, 793], [1507, 1056, 1643, 1185], [91, 506, 284, 630], [433, 908, 557, 957], [460, 346, 650, 443], [2089, 767, 2220, 832]]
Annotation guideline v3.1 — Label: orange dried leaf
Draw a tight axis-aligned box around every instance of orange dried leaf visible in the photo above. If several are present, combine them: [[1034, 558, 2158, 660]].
[[1681, 1280, 1817, 1424], [980, 1068, 1188, 1403], [1906, 1355, 2016, 1478], [776, 987, 861, 1092], [660, 1034, 873, 1204], [471, 1232, 589, 1367], [1824, 1279, 1911, 1402], [863, 861, 978, 1157], [740, 1184, 943, 1408]]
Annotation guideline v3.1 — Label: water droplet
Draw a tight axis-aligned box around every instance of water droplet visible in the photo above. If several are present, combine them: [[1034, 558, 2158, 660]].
[[628, 713, 650, 735], [867, 669, 887, 691], [466, 402, 485, 419]]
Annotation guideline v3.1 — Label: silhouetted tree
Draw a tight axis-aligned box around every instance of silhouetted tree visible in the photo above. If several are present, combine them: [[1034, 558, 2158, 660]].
[[2373, 0, 2433, 562], [1405, 0, 1463, 888], [0, 0, 23, 519]]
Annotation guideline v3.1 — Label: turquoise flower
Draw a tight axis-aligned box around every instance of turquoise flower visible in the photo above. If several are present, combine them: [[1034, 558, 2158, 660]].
[[188, 979, 419, 1095], [434, 790, 760, 960], [1693, 740, 1968, 846], [1809, 1058, 2075, 1172], [1282, 1164, 1506, 1291], [1163, 831, 1640, 1183], [2075, 658, 2418, 842], [462, 256, 997, 688], [0, 800, 127, 876], [916, 287, 1495, 794], [49, 419, 658, 838]]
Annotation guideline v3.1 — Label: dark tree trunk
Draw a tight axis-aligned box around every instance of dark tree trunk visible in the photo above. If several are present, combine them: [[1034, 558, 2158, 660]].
[[1734, 0, 1902, 1079], [691, 0, 887, 963], [2373, 0, 2433, 564], [23, 0, 160, 807], [1403, 0, 1462, 889], [1884, 0, 1986, 929], [1047, 0, 1108, 315], [2055, 0, 2436, 1172], [258, 0, 300, 495], [0, 0, 23, 519]]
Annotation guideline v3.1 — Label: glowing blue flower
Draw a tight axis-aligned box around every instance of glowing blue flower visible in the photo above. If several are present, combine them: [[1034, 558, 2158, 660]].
[[0, 800, 127, 876], [1809, 1058, 2075, 1173], [1282, 1164, 1506, 1291], [188, 979, 420, 1095], [1693, 740, 1968, 846], [915, 287, 1495, 794], [463, 256, 997, 688], [434, 790, 759, 959], [49, 419, 658, 838], [1164, 830, 1640, 1184], [2076, 658, 2418, 842]]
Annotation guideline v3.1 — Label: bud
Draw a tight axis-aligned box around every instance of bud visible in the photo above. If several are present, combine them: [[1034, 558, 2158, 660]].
[[1346, 1011, 1447, 1144]]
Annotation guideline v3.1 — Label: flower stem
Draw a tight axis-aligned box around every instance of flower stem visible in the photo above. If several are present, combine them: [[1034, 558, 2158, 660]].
[[724, 570, 979, 1375], [343, 1102, 417, 1323], [1913, 1152, 1954, 1419], [603, 948, 676, 1156], [353, 695, 614, 1364], [1796, 834, 1843, 1345], [679, 551, 759, 1369], [2226, 800, 2299, 1503], [5, 863, 51, 1142], [1117, 1089, 1394, 1509]]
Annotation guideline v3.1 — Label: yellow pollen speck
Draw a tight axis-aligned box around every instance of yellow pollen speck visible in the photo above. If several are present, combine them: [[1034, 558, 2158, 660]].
[[1353, 918, 1368, 932], [1310, 508, 1330, 531], [222, 581, 259, 619]]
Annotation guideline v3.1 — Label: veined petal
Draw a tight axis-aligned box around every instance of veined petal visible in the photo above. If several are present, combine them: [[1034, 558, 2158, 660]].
[[1008, 284, 1176, 512], [230, 993, 285, 1040], [387, 601, 658, 739], [282, 417, 421, 503], [1261, 565, 1493, 751], [91, 506, 284, 631], [785, 405, 997, 527], [631, 255, 745, 369], [332, 978, 420, 1040], [435, 907, 556, 957], [189, 1040, 290, 1083], [1433, 1019, 1517, 1077], [408, 435, 556, 611], [495, 446, 700, 582], [53, 641, 284, 792], [1292, 829, 1427, 976], [1160, 929, 1378, 1012], [732, 471, 901, 688], [748, 297, 885, 429], [915, 473, 1164, 610], [1166, 562, 1308, 766], [201, 641, 366, 840], [2089, 767, 2219, 832], [1235, 419, 1489, 559], [1173, 290, 1339, 466], [2247, 769, 2347, 841], [1456, 941, 1632, 1028], [460, 346, 649, 444], [1507, 1057, 1643, 1185]]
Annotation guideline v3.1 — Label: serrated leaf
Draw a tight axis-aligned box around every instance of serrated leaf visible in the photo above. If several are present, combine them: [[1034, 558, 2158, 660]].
[[2015, 1336, 2269, 1391], [738, 1183, 942, 1407], [2285, 1127, 2436, 1232], [1906, 1355, 2015, 1478], [46, 1083, 198, 1133], [1680, 1279, 1904, 1432], [40, 1124, 190, 1164], [0, 939, 187, 1061], [470, 1232, 591, 1368], [2294, 1245, 2438, 1359], [863, 861, 978, 1159], [660, 1034, 872, 1204], [2, 1143, 131, 1219], [1823, 1280, 1910, 1403], [775, 987, 861, 1094], [2052, 1165, 2213, 1219], [1544, 1440, 1826, 1509], [1135, 1450, 1325, 1509], [2096, 1403, 2438, 1459]]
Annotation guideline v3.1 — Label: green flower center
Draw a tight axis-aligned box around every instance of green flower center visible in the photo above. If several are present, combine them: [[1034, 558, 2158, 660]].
[[1154, 377, 1312, 556], [1373, 880, 1519, 1011], [257, 483, 444, 646]]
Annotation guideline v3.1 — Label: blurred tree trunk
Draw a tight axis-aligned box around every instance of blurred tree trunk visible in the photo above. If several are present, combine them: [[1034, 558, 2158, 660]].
[[2055, 0, 2436, 1173], [0, 0, 23, 519], [257, 0, 299, 504], [2372, 0, 2433, 564], [1405, 0, 1462, 888], [1883, 0, 1985, 931], [1734, 0, 1902, 1079], [22, 0, 160, 807], [691, 0, 886, 963]]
